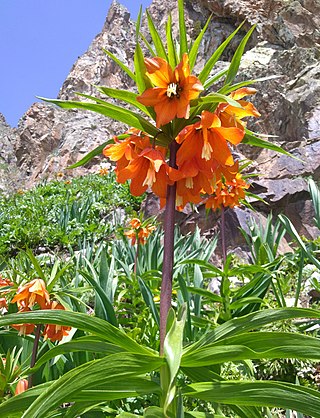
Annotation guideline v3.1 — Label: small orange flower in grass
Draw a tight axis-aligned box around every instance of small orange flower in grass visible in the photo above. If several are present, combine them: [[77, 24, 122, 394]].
[[129, 218, 141, 229], [0, 298, 7, 309], [11, 278, 50, 309], [125, 219, 156, 246], [137, 54, 203, 127], [176, 110, 245, 167], [15, 378, 28, 395], [205, 163, 250, 211], [43, 301, 71, 342], [216, 87, 261, 129], [98, 162, 111, 176]]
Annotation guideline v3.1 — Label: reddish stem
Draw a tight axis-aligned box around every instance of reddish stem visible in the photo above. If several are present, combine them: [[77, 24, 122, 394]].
[[28, 324, 42, 388], [159, 140, 178, 354]]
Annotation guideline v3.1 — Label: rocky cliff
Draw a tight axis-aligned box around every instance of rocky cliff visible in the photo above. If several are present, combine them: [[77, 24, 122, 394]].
[[1, 0, 319, 243]]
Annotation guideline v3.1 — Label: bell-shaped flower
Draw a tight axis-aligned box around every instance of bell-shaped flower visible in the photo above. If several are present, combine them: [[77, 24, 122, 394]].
[[11, 278, 50, 309], [137, 54, 203, 127]]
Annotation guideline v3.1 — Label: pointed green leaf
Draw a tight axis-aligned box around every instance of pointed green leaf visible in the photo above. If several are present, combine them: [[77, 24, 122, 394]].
[[67, 140, 112, 169], [80, 270, 118, 326], [183, 381, 320, 418], [135, 6, 142, 42], [39, 97, 159, 137], [308, 178, 320, 229], [189, 15, 212, 71], [186, 307, 320, 351], [0, 310, 154, 355], [139, 31, 157, 56], [278, 214, 320, 269], [32, 337, 124, 371], [23, 353, 163, 418], [243, 130, 295, 158], [182, 332, 320, 367], [163, 305, 187, 414], [178, 0, 188, 57], [138, 278, 160, 326], [224, 25, 256, 85], [94, 86, 152, 116], [199, 22, 244, 84], [146, 10, 168, 60], [192, 92, 242, 108], [166, 13, 177, 68], [0, 383, 51, 417], [203, 68, 228, 90], [103, 48, 136, 82]]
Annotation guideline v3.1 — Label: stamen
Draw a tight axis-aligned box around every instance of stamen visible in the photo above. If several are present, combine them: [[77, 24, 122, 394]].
[[166, 83, 178, 98]]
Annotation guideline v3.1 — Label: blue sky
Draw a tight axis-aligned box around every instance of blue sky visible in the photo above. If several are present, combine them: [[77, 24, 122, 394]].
[[0, 0, 152, 127]]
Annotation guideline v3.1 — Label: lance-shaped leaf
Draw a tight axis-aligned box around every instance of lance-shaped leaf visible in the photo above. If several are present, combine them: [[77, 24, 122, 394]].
[[146, 10, 168, 60], [189, 15, 212, 71], [22, 353, 163, 418], [224, 25, 256, 86], [31, 337, 124, 372], [67, 133, 130, 169], [308, 178, 320, 229], [178, 0, 188, 57], [0, 310, 154, 355], [163, 305, 187, 415], [219, 75, 282, 95], [38, 96, 159, 138], [243, 130, 295, 158], [182, 332, 320, 367], [166, 13, 177, 69], [94, 86, 152, 116], [103, 48, 136, 82], [80, 270, 118, 326], [134, 43, 154, 95], [183, 381, 320, 418], [279, 214, 320, 270], [138, 278, 160, 326], [0, 383, 51, 417], [185, 307, 320, 352], [199, 22, 244, 84]]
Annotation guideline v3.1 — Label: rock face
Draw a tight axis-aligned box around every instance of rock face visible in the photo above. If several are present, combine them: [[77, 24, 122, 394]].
[[1, 0, 320, 244]]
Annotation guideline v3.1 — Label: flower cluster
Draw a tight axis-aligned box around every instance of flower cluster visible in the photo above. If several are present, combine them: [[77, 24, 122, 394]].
[[124, 218, 156, 246], [103, 54, 260, 212], [205, 162, 250, 211], [10, 278, 71, 342]]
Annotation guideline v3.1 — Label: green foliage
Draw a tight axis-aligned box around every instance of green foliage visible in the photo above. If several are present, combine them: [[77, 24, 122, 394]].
[[0, 173, 143, 257]]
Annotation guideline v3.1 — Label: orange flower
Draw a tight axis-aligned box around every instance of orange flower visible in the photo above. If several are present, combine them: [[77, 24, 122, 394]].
[[124, 229, 137, 246], [216, 87, 261, 129], [129, 218, 141, 229], [0, 298, 7, 309], [137, 54, 203, 127], [0, 277, 14, 293], [205, 163, 249, 210], [11, 278, 50, 309], [11, 307, 35, 336], [15, 379, 28, 395], [125, 220, 156, 245], [43, 301, 71, 342], [176, 110, 245, 166], [117, 148, 172, 198]]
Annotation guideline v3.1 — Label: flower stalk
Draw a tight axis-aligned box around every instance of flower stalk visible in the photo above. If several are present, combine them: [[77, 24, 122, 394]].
[[159, 140, 179, 354], [28, 324, 42, 388]]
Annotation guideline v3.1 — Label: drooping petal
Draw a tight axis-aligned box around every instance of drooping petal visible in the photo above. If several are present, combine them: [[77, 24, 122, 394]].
[[214, 126, 245, 145]]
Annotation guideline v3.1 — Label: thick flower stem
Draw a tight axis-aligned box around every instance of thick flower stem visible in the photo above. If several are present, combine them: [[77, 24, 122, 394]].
[[28, 324, 42, 388], [159, 140, 178, 355]]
